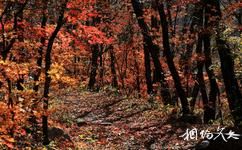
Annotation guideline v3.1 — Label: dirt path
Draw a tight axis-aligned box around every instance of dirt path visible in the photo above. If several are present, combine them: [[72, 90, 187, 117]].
[[50, 91, 200, 149]]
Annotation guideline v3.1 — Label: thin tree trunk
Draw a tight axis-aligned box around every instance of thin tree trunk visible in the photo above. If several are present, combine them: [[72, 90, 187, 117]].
[[189, 2, 204, 111], [1, 1, 28, 105], [16, 1, 25, 91], [204, 0, 242, 126], [143, 40, 153, 94], [156, 1, 190, 114], [132, 0, 172, 104], [99, 45, 104, 87], [131, 0, 153, 94], [217, 38, 242, 126], [30, 1, 48, 141], [197, 34, 213, 123], [42, 1, 67, 145], [191, 82, 200, 111], [203, 0, 221, 122], [33, 1, 47, 92], [88, 44, 99, 90], [203, 33, 218, 122], [110, 47, 118, 88]]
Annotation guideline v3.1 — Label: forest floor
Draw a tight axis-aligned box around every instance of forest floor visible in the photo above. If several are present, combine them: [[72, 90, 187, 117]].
[[45, 90, 217, 150]]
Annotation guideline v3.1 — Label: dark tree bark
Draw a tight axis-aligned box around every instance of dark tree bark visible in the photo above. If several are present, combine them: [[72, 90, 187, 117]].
[[203, 33, 219, 122], [165, 0, 174, 34], [181, 12, 197, 98], [87, 12, 102, 90], [110, 47, 118, 88], [33, 1, 47, 92], [202, 0, 221, 122], [42, 1, 67, 145], [191, 35, 210, 116], [1, 39, 15, 61], [204, 0, 242, 126], [217, 38, 242, 126], [0, 1, 28, 95], [143, 45, 153, 94], [1, 1, 28, 106], [99, 45, 104, 87], [15, 1, 25, 91], [29, 1, 48, 142], [132, 0, 172, 104], [196, 34, 212, 123], [197, 36, 209, 103], [0, 3, 11, 60], [131, 0, 153, 94], [88, 44, 99, 90], [1, 1, 28, 60], [149, 45, 172, 105], [156, 1, 190, 114], [190, 82, 200, 111], [190, 0, 220, 122], [0, 0, 29, 138]]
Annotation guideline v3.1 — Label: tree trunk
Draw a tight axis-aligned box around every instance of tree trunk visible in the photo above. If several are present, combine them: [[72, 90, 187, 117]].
[[205, 0, 242, 126], [217, 38, 242, 126], [110, 47, 118, 88], [191, 82, 200, 111], [88, 44, 99, 90], [99, 45, 104, 87], [30, 1, 48, 141], [131, 0, 153, 94], [156, 1, 190, 114], [16, 1, 25, 91], [33, 1, 47, 92], [131, 0, 172, 104], [203, 33, 218, 122], [42, 1, 67, 145]]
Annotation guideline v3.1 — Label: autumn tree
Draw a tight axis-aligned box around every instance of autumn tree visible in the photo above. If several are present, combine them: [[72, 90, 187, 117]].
[[132, 0, 173, 105]]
